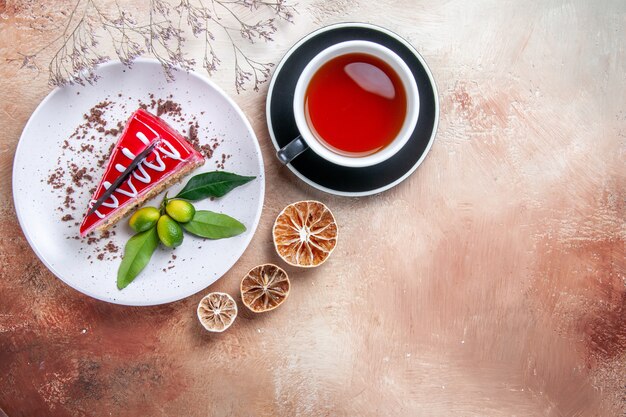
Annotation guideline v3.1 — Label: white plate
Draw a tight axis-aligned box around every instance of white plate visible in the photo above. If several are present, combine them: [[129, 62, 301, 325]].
[[13, 58, 265, 306]]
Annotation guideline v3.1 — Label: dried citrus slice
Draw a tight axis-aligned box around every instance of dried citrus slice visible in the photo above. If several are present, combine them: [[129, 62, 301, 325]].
[[197, 292, 237, 332], [241, 264, 290, 313], [273, 200, 338, 267]]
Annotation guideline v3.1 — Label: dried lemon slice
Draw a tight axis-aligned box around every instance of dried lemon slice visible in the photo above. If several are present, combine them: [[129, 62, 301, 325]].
[[197, 292, 237, 332], [241, 264, 290, 313], [273, 200, 338, 267]]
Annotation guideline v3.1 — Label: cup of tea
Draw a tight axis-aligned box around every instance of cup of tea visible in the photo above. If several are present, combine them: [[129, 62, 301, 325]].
[[277, 40, 419, 167]]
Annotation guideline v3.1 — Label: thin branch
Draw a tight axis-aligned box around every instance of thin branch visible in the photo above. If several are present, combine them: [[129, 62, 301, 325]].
[[16, 0, 296, 92]]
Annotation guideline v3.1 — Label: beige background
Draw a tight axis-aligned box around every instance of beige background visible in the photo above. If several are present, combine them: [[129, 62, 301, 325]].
[[0, 0, 624, 416]]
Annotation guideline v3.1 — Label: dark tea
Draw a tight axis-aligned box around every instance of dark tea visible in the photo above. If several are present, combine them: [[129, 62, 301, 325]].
[[304, 53, 407, 157]]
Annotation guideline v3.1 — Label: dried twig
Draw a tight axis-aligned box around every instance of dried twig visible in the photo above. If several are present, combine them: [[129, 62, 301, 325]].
[[15, 0, 296, 92]]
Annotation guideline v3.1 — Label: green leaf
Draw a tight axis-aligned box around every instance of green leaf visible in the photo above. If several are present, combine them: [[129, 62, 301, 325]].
[[182, 210, 246, 239], [117, 227, 160, 290], [175, 171, 255, 201]]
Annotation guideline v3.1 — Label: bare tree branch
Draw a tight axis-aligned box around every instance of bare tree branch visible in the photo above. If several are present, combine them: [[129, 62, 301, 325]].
[[16, 0, 296, 92]]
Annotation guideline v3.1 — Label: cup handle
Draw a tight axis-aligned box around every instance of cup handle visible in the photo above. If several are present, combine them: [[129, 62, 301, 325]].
[[276, 135, 308, 164]]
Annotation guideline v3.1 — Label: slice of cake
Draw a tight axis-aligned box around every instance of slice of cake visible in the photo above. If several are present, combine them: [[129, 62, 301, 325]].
[[79, 109, 204, 237]]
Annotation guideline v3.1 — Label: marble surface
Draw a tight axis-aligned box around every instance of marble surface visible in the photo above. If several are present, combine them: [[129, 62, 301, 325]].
[[0, 1, 624, 416]]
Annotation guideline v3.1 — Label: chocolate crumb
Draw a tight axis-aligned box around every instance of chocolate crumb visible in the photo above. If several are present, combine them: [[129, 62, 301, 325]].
[[186, 123, 216, 160], [104, 241, 119, 253], [70, 164, 93, 187], [80, 143, 94, 153], [156, 99, 182, 117], [47, 167, 65, 189], [63, 195, 74, 208], [83, 101, 111, 129]]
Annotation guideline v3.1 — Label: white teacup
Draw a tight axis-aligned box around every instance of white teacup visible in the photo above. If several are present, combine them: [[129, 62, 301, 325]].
[[277, 40, 419, 168]]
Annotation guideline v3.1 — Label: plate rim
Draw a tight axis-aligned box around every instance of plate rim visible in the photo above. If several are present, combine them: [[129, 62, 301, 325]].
[[12, 57, 265, 306], [265, 22, 440, 197]]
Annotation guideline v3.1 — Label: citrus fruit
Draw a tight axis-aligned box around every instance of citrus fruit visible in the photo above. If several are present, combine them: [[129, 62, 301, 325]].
[[157, 215, 184, 248], [165, 199, 195, 223], [240, 264, 290, 313], [272, 200, 338, 267], [128, 206, 160, 232], [197, 292, 238, 332]]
